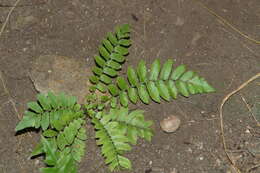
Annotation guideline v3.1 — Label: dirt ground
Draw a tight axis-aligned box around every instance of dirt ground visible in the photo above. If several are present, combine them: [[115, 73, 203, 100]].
[[0, 0, 259, 173]]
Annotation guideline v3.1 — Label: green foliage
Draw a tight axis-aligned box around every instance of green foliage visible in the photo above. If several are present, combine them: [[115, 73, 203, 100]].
[[39, 136, 78, 173], [15, 24, 215, 173], [15, 92, 81, 131], [90, 24, 131, 93], [15, 92, 87, 172], [90, 107, 152, 171], [102, 58, 215, 107]]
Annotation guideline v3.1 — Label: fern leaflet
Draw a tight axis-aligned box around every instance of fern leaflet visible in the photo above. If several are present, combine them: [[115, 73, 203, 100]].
[[89, 24, 131, 93], [105, 59, 215, 107]]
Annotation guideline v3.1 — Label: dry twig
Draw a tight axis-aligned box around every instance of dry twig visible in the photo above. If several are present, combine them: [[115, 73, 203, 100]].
[[0, 71, 21, 119], [240, 94, 260, 127], [0, 0, 22, 38], [192, 0, 260, 45], [219, 73, 260, 173]]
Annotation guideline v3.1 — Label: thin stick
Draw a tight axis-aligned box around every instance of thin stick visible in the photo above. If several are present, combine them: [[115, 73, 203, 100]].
[[0, 0, 22, 38], [192, 0, 260, 44], [219, 73, 260, 173], [246, 162, 260, 173], [0, 71, 21, 119], [240, 94, 260, 127]]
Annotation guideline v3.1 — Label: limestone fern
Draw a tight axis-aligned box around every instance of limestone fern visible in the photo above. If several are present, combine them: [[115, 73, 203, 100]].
[[15, 24, 215, 172], [105, 59, 215, 107], [15, 92, 87, 172]]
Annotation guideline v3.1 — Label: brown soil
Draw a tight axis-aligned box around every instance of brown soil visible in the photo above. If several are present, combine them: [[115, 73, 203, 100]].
[[0, 0, 259, 173]]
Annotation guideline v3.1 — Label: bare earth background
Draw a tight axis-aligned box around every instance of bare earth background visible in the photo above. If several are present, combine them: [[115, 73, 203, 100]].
[[0, 0, 259, 173]]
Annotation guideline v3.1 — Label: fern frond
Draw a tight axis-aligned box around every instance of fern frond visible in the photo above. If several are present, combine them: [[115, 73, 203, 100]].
[[108, 108, 153, 145], [15, 92, 87, 171], [15, 92, 83, 132], [31, 118, 87, 171], [106, 59, 215, 106], [91, 111, 132, 171], [90, 107, 153, 171], [39, 136, 78, 173], [56, 118, 87, 162], [89, 24, 131, 93]]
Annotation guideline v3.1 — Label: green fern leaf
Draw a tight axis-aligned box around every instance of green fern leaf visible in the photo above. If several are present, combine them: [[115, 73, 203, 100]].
[[156, 80, 171, 101], [137, 60, 147, 83], [109, 108, 153, 145], [167, 80, 178, 99], [52, 120, 65, 131], [103, 67, 117, 77], [116, 25, 130, 39], [149, 59, 160, 81], [137, 84, 150, 104], [15, 111, 38, 131], [43, 129, 58, 138], [91, 111, 132, 171], [37, 93, 51, 111], [41, 137, 58, 166], [27, 101, 43, 113], [94, 55, 106, 67], [200, 77, 216, 92], [40, 167, 59, 173], [127, 87, 138, 104], [40, 147, 77, 173], [67, 96, 77, 109], [96, 83, 107, 93], [99, 45, 110, 60], [180, 71, 195, 81], [119, 39, 131, 46], [114, 46, 129, 55], [57, 133, 67, 150], [92, 67, 103, 76], [106, 60, 121, 70], [41, 112, 50, 131], [110, 53, 125, 63], [160, 59, 174, 80], [89, 75, 99, 84], [187, 83, 196, 94], [102, 39, 114, 53], [119, 91, 128, 107], [110, 97, 117, 108], [120, 24, 130, 33], [118, 155, 132, 170], [63, 119, 81, 145], [107, 32, 118, 46], [107, 59, 215, 105], [147, 81, 161, 103], [35, 115, 41, 128], [76, 127, 87, 141], [117, 77, 128, 91], [47, 92, 59, 109], [71, 138, 85, 162], [127, 66, 139, 87], [58, 93, 69, 108], [176, 80, 189, 97], [108, 84, 119, 96], [100, 74, 112, 84], [56, 152, 77, 173], [170, 64, 186, 80]]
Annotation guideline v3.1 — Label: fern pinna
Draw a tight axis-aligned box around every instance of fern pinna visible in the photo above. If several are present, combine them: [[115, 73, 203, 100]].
[[15, 92, 87, 173], [105, 59, 215, 107], [15, 24, 215, 172], [89, 24, 131, 93], [88, 107, 153, 171]]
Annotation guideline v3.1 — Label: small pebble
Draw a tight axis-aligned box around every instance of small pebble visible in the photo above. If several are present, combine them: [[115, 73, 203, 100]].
[[160, 115, 181, 133]]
